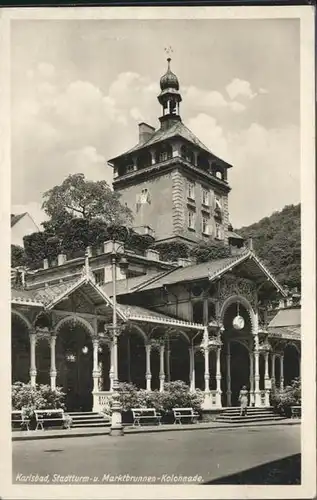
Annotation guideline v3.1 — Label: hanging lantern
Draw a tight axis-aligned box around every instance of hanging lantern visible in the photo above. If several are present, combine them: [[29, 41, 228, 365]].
[[66, 353, 76, 363], [82, 346, 88, 355], [232, 303, 245, 330]]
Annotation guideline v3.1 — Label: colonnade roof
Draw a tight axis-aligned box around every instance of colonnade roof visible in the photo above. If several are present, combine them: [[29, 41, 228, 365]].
[[11, 271, 206, 331], [101, 249, 286, 298]]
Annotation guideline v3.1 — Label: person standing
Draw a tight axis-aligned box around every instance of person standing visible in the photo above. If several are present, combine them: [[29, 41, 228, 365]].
[[239, 385, 249, 416]]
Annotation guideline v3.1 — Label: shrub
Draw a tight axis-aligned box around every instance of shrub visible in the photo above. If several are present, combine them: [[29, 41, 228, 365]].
[[155, 242, 190, 262], [12, 382, 66, 416], [270, 377, 301, 417], [161, 381, 204, 412], [103, 381, 204, 420]]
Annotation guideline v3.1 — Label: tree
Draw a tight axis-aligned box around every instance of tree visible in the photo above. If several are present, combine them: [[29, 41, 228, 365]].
[[42, 173, 133, 226], [11, 245, 27, 268], [237, 204, 300, 289], [190, 240, 231, 263]]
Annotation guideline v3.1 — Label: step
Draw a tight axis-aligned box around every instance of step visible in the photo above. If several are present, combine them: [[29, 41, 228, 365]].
[[220, 412, 276, 417], [70, 415, 108, 420], [71, 422, 110, 428], [68, 412, 101, 416], [71, 418, 110, 425], [216, 415, 285, 422], [216, 418, 285, 424]]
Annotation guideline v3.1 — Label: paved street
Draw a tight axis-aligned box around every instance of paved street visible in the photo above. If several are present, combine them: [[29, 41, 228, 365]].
[[13, 425, 300, 485]]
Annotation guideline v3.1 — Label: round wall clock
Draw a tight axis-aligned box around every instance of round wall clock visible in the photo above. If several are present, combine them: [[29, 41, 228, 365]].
[[232, 315, 245, 330]]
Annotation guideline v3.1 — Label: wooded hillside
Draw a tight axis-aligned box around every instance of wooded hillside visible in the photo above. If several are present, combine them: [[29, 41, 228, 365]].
[[237, 204, 301, 290]]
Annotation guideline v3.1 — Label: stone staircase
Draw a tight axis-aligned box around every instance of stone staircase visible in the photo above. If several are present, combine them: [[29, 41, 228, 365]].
[[216, 407, 285, 424], [68, 412, 111, 429]]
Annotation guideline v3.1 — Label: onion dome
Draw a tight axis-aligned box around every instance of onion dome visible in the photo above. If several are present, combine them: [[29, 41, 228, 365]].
[[160, 58, 179, 91]]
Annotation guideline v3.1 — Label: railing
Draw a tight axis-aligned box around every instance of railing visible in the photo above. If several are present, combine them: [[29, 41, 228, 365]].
[[93, 389, 220, 413], [93, 391, 112, 413], [260, 390, 266, 406]]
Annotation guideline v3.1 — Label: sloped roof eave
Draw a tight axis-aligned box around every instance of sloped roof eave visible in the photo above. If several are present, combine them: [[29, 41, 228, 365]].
[[45, 275, 128, 322]]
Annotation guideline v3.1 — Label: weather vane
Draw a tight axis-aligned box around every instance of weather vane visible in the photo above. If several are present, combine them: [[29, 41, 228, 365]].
[[164, 46, 173, 58]]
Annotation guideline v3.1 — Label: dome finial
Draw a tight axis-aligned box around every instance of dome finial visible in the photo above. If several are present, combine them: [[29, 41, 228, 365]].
[[160, 49, 179, 92]]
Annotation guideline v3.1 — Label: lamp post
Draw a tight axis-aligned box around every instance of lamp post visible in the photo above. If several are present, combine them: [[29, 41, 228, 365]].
[[108, 226, 130, 437]]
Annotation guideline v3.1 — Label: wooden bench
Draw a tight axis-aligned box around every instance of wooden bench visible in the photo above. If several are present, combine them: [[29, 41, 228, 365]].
[[11, 410, 30, 431], [34, 409, 67, 430], [173, 407, 199, 425], [131, 408, 162, 427], [291, 405, 301, 419]]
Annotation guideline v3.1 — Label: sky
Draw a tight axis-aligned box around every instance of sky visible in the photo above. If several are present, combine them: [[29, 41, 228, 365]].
[[10, 18, 300, 229]]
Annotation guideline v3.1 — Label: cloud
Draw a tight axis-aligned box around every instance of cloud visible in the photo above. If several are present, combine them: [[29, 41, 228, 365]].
[[11, 62, 297, 227], [64, 146, 112, 183], [130, 107, 145, 121], [184, 86, 245, 113], [187, 113, 229, 160], [38, 62, 56, 79], [226, 78, 257, 100], [187, 112, 299, 226]]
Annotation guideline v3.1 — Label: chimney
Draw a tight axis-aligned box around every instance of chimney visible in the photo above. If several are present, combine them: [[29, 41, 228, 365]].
[[138, 122, 155, 144]]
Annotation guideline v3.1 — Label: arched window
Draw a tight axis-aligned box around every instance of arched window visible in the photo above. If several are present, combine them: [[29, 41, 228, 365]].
[[180, 145, 194, 164], [215, 170, 223, 180], [156, 143, 173, 163], [197, 153, 209, 171], [137, 151, 152, 169]]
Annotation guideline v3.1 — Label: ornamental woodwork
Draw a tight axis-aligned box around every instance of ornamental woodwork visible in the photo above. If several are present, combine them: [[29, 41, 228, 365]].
[[218, 275, 257, 310]]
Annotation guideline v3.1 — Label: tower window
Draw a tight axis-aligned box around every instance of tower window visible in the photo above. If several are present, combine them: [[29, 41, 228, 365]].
[[137, 151, 152, 169], [156, 144, 172, 163], [202, 216, 209, 235], [188, 210, 196, 230], [187, 181, 195, 200], [198, 153, 210, 171], [216, 170, 223, 180], [202, 188, 209, 206], [181, 145, 194, 164]]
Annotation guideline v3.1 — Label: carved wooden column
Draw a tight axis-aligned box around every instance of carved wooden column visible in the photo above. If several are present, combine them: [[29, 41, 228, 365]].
[[215, 346, 222, 407], [253, 312, 261, 406], [249, 350, 255, 406], [189, 346, 195, 392], [280, 354, 284, 389], [204, 346, 210, 393], [92, 338, 100, 394], [166, 339, 171, 382], [226, 342, 231, 406], [109, 343, 114, 392], [145, 343, 152, 391], [159, 344, 165, 392], [264, 350, 270, 406], [29, 332, 37, 387], [49, 334, 57, 390], [271, 353, 276, 387]]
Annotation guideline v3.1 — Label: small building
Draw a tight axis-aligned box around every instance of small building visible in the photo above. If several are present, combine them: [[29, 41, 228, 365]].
[[11, 212, 40, 248]]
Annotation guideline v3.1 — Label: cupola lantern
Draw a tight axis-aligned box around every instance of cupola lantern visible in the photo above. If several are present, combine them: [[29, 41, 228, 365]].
[[158, 58, 182, 129]]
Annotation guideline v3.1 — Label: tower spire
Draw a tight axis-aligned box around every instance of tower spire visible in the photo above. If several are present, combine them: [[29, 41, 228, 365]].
[[158, 52, 182, 129]]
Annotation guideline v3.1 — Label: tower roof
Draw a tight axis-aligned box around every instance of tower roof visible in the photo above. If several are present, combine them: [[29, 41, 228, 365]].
[[108, 120, 232, 169], [160, 58, 180, 91]]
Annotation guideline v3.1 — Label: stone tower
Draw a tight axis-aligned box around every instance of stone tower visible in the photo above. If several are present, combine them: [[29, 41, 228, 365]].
[[108, 58, 232, 245]]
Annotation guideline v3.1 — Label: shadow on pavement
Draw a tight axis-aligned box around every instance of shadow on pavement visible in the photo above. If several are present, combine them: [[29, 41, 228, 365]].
[[204, 454, 301, 485]]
